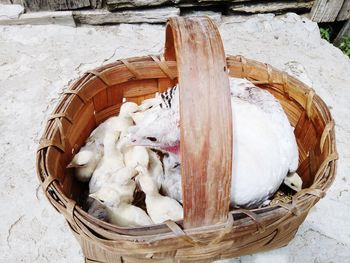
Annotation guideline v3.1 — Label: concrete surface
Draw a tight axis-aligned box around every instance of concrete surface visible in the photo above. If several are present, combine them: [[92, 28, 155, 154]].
[[0, 13, 349, 262]]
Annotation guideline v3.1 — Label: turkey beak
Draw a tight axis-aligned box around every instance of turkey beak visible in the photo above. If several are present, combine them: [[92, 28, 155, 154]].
[[67, 162, 85, 168], [294, 184, 302, 192], [134, 175, 142, 190], [89, 193, 97, 200], [66, 162, 75, 168], [131, 172, 138, 180]]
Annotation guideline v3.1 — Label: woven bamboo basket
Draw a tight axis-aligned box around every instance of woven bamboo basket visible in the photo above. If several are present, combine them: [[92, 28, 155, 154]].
[[36, 17, 338, 263]]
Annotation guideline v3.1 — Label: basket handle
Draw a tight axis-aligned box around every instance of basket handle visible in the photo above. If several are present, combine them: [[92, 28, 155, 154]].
[[164, 17, 233, 229]]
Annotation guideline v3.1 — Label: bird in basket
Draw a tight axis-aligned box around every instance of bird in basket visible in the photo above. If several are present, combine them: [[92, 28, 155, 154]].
[[135, 165, 183, 224], [89, 132, 125, 193], [67, 102, 139, 182], [90, 186, 153, 227], [125, 78, 302, 208]]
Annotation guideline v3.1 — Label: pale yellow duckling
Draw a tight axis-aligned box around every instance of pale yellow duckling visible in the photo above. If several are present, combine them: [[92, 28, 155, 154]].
[[106, 102, 139, 140], [123, 145, 149, 169], [283, 172, 303, 192], [107, 166, 138, 204], [147, 149, 164, 190], [136, 166, 183, 224], [131, 98, 162, 124], [67, 102, 138, 181], [67, 143, 102, 182], [89, 132, 124, 193], [90, 187, 153, 227]]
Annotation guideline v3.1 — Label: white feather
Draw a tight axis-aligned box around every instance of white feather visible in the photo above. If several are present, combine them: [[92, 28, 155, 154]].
[[107, 167, 137, 203], [107, 203, 153, 227], [89, 132, 125, 193], [69, 102, 138, 182], [284, 172, 303, 192], [123, 145, 149, 168], [136, 166, 183, 224], [161, 153, 182, 203], [67, 142, 102, 182], [127, 78, 299, 208], [90, 188, 153, 227], [147, 149, 164, 190]]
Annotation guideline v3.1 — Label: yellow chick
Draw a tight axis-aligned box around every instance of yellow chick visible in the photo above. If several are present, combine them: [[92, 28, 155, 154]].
[[89, 132, 124, 193], [67, 142, 102, 182], [123, 145, 149, 169], [90, 187, 153, 227], [147, 149, 164, 190], [283, 172, 303, 192], [136, 166, 183, 224]]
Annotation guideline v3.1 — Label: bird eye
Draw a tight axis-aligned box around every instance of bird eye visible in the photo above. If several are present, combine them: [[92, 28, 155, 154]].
[[99, 199, 105, 203], [146, 137, 157, 142]]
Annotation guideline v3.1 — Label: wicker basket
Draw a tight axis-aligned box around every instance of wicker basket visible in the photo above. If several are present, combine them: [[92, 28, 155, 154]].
[[36, 17, 337, 263]]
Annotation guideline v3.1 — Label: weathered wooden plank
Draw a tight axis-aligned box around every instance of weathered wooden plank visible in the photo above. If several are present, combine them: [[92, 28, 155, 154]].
[[90, 0, 103, 9], [337, 0, 350, 20], [22, 0, 45, 11], [107, 0, 170, 11], [73, 7, 180, 25], [310, 0, 344, 22], [230, 1, 314, 14], [198, 0, 252, 1], [334, 19, 350, 46], [182, 10, 222, 24], [178, 0, 253, 8], [0, 10, 76, 26], [23, 0, 90, 11], [51, 1, 69, 10], [57, 1, 86, 10], [106, 0, 265, 10], [12, 0, 24, 5]]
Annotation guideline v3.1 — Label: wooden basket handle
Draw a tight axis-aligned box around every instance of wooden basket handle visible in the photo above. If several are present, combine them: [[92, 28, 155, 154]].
[[164, 17, 233, 229]]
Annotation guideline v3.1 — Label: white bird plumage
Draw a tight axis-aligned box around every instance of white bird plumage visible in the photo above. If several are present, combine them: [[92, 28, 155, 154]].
[[72, 77, 301, 227], [130, 98, 163, 124], [136, 166, 183, 224], [160, 152, 182, 203], [126, 78, 300, 208], [123, 145, 149, 169], [90, 187, 153, 227], [68, 102, 139, 182], [147, 149, 164, 190], [86, 197, 109, 221], [89, 132, 125, 193], [283, 172, 302, 192], [66, 116, 117, 182], [103, 102, 139, 139], [107, 166, 138, 203], [119, 102, 139, 118], [88, 101, 138, 146], [67, 142, 102, 182]]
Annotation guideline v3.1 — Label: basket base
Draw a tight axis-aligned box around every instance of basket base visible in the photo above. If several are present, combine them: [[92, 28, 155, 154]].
[[79, 228, 298, 263], [74, 212, 306, 263]]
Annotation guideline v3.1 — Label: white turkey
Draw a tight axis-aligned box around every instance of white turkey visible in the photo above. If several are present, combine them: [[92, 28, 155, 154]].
[[126, 78, 300, 208]]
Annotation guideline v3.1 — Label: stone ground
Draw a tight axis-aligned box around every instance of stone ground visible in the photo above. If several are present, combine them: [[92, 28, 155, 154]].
[[0, 13, 349, 263]]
